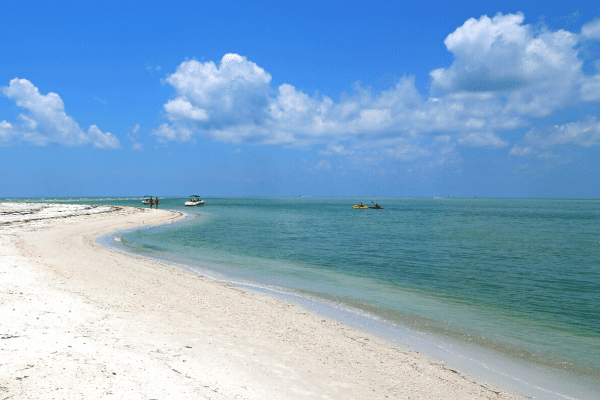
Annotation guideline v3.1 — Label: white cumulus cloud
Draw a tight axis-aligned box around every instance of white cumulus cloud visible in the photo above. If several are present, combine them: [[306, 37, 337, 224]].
[[430, 13, 582, 117], [88, 125, 120, 149], [153, 13, 600, 167], [0, 78, 119, 149], [164, 98, 209, 122]]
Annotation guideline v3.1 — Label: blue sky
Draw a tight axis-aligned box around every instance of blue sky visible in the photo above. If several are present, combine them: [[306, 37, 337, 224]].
[[1, 1, 599, 197]]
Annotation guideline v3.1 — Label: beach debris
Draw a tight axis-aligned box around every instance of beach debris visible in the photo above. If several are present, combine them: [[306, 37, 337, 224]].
[[0, 334, 19, 339]]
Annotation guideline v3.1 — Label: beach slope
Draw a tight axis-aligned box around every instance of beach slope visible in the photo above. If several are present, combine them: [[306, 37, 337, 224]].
[[0, 203, 523, 399]]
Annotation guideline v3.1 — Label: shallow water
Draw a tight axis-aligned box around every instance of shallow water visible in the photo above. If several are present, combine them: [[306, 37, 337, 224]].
[[6, 196, 600, 398]]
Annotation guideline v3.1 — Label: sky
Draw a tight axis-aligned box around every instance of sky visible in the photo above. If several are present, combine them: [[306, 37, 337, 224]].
[[1, 1, 600, 198]]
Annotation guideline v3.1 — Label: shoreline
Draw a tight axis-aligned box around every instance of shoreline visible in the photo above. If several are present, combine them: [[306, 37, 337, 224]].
[[100, 208, 600, 400], [2, 203, 525, 399]]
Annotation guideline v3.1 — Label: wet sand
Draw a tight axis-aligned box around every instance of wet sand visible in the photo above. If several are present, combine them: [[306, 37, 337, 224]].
[[0, 203, 523, 399]]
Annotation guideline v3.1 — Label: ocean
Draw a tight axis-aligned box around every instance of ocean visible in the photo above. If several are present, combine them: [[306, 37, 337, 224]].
[[5, 196, 599, 399]]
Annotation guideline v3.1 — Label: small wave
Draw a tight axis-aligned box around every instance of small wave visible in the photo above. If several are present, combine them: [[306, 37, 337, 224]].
[[114, 237, 121, 242]]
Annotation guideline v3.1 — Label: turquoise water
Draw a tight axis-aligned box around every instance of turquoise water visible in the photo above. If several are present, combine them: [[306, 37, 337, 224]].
[[5, 196, 600, 396]]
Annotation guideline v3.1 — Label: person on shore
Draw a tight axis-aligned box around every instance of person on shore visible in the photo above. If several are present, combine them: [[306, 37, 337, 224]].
[[149, 197, 154, 208], [155, 197, 159, 209]]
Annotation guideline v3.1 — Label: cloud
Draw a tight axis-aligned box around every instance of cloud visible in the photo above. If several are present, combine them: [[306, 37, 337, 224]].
[[384, 143, 430, 160], [164, 54, 271, 125], [510, 116, 600, 156], [315, 160, 331, 170], [317, 142, 354, 156], [146, 64, 162, 76], [94, 96, 108, 105], [153, 13, 600, 167], [430, 13, 582, 117], [581, 19, 600, 40], [0, 78, 119, 149], [88, 125, 120, 149], [127, 123, 143, 151], [153, 54, 275, 144], [153, 122, 193, 143], [164, 98, 209, 122], [457, 132, 509, 148], [581, 74, 600, 101]]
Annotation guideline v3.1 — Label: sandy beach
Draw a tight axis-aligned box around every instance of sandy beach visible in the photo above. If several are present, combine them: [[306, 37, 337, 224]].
[[0, 203, 523, 399]]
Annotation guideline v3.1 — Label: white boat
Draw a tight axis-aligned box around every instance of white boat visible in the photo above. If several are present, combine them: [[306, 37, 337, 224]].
[[142, 196, 153, 205], [185, 195, 205, 206]]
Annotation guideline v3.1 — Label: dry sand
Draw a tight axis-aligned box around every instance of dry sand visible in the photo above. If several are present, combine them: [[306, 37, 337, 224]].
[[0, 203, 524, 399]]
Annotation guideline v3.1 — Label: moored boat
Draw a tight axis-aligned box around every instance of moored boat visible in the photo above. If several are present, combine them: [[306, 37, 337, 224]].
[[185, 195, 205, 206]]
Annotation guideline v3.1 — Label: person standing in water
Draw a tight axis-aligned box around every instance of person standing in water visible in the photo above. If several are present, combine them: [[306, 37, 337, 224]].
[[149, 197, 154, 209], [155, 197, 159, 209]]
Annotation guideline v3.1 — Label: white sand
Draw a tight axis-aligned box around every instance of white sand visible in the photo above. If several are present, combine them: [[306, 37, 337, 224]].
[[0, 203, 523, 399]]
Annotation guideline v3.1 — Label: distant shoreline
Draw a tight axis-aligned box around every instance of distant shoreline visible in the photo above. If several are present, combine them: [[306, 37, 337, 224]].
[[2, 196, 600, 201]]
